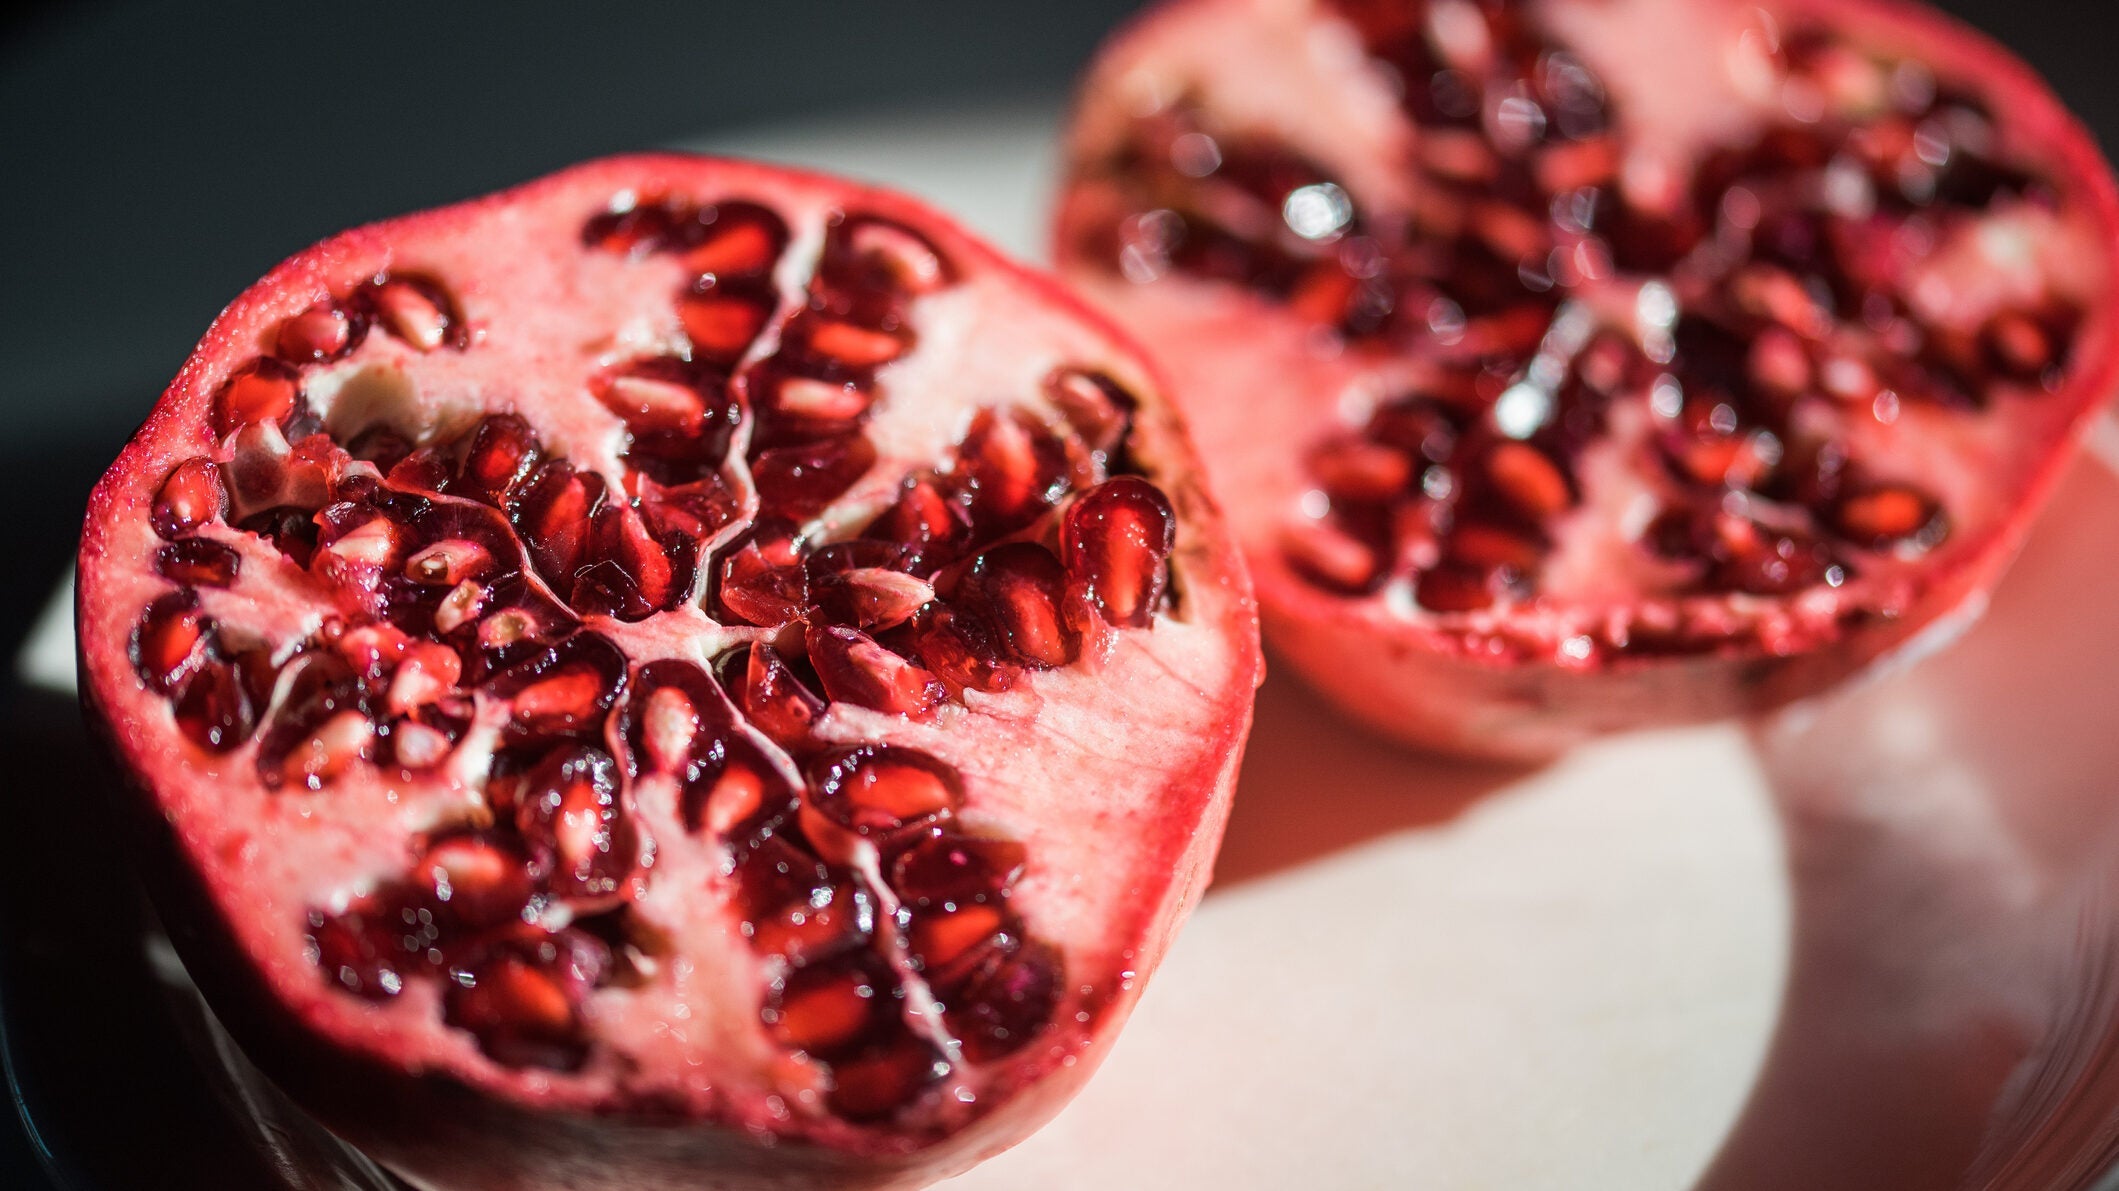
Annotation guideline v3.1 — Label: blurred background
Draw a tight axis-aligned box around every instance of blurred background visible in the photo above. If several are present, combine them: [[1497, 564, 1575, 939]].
[[0, 0, 2112, 1186]]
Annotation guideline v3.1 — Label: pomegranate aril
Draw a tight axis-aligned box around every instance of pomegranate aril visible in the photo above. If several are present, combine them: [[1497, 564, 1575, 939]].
[[386, 642, 463, 715], [518, 744, 634, 901], [808, 625, 947, 720], [275, 301, 362, 364], [1309, 438, 1415, 503], [865, 478, 972, 572], [890, 831, 1027, 909], [751, 433, 876, 523], [444, 931, 608, 1072], [959, 543, 1079, 668], [458, 415, 544, 507], [958, 410, 1072, 535], [688, 741, 798, 842], [680, 200, 790, 277], [1281, 519, 1384, 594], [732, 644, 827, 751], [715, 520, 808, 627], [153, 458, 228, 540], [307, 908, 407, 1000], [794, 317, 911, 370], [823, 214, 955, 299], [211, 359, 302, 438], [513, 459, 606, 587], [1414, 560, 1505, 613], [173, 656, 260, 752], [370, 274, 465, 352], [1062, 477, 1176, 629], [905, 603, 1019, 696], [491, 634, 628, 744], [810, 567, 935, 631], [906, 904, 1009, 978], [1044, 367, 1137, 457], [761, 372, 875, 425], [1833, 483, 1948, 549], [748, 892, 872, 974], [155, 538, 242, 588], [132, 593, 208, 695], [573, 503, 681, 619], [418, 831, 535, 929], [802, 744, 964, 863], [826, 1035, 949, 1122], [1482, 441, 1573, 520], [766, 956, 899, 1057], [679, 276, 777, 365], [729, 833, 832, 924], [942, 939, 1061, 1063]]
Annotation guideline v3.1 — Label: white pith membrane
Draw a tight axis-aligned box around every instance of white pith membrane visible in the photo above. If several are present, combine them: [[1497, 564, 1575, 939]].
[[77, 159, 1254, 1151], [1058, 0, 2117, 665]]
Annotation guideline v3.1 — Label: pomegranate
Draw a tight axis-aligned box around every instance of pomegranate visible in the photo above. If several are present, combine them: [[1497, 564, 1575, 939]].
[[1055, 0, 2119, 756], [76, 155, 1259, 1189]]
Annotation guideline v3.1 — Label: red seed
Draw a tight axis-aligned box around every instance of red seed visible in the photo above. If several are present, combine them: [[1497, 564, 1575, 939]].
[[767, 958, 895, 1056], [598, 373, 708, 436], [810, 567, 935, 631], [1484, 441, 1573, 519], [1280, 520, 1381, 593], [155, 538, 242, 588], [1985, 310, 2055, 380], [679, 278, 775, 365], [801, 745, 964, 863], [1414, 560, 1502, 613], [830, 215, 955, 297], [1044, 367, 1136, 455], [943, 939, 1060, 1063], [889, 832, 1027, 908], [825, 1035, 948, 1121], [906, 603, 1019, 696], [959, 543, 1079, 668], [1832, 483, 1947, 549], [417, 832, 534, 928], [275, 303, 359, 363], [957, 410, 1069, 535], [1308, 438, 1414, 503], [767, 374, 875, 424], [746, 882, 873, 967], [907, 904, 1008, 975], [387, 642, 463, 715], [807, 625, 947, 720], [153, 457, 229, 540], [751, 433, 877, 522], [680, 201, 790, 277], [371, 276, 460, 352], [211, 360, 302, 438], [458, 415, 543, 507], [716, 521, 809, 627], [1061, 477, 1176, 629], [513, 459, 607, 587], [173, 655, 259, 752], [735, 644, 827, 751], [132, 593, 209, 695], [517, 744, 632, 899], [801, 318, 910, 369]]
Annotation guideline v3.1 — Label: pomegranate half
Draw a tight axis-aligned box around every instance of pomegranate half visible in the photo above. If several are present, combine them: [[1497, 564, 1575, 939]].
[[1056, 0, 2119, 756], [76, 155, 1260, 1189]]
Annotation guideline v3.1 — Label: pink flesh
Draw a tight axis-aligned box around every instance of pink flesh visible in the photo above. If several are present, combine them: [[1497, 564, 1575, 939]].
[[1056, 0, 2119, 752], [77, 154, 1260, 1171]]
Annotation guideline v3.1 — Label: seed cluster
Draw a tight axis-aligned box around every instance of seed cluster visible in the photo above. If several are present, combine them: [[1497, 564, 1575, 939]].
[[131, 193, 1181, 1120], [1074, 0, 2080, 618]]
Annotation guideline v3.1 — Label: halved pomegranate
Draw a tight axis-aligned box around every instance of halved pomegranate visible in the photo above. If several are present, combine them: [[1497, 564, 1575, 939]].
[[77, 155, 1259, 1189], [1056, 0, 2119, 756]]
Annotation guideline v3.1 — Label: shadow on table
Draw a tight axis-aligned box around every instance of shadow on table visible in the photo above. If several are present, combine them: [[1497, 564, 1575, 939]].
[[1209, 666, 1536, 891], [1698, 454, 2119, 1191]]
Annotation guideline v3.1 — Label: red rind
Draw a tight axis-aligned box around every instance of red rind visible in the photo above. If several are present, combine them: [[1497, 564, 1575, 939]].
[[77, 153, 1261, 1188]]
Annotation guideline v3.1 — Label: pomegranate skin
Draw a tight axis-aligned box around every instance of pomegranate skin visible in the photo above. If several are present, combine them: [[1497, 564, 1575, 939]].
[[1055, 0, 2119, 759], [77, 153, 1260, 1189]]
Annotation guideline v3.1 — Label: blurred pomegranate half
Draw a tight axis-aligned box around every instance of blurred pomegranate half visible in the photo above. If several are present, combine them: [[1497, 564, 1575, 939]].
[[77, 155, 1259, 1189], [1056, 0, 2119, 756]]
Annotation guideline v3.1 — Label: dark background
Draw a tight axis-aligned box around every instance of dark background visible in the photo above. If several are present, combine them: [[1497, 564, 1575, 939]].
[[0, 0, 2108, 1186]]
